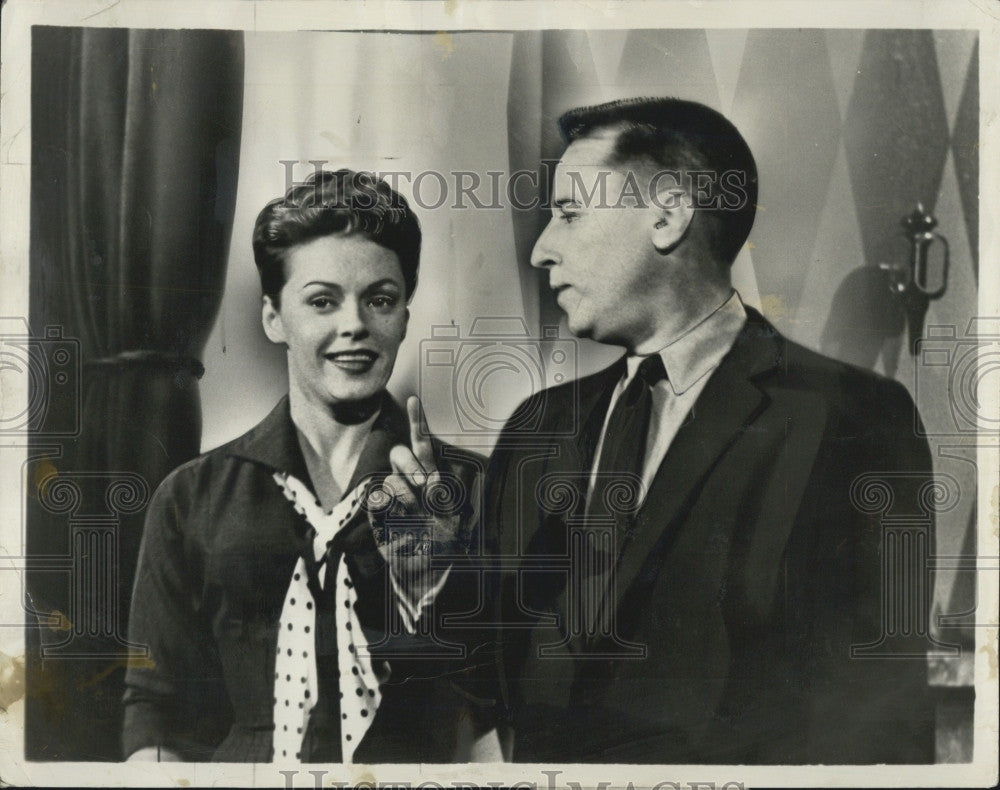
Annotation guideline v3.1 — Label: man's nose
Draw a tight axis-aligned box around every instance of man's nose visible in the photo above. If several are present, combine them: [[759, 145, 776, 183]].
[[530, 221, 560, 269], [338, 299, 369, 338]]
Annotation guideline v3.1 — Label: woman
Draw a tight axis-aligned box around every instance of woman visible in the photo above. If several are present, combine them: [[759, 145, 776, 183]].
[[123, 169, 473, 763]]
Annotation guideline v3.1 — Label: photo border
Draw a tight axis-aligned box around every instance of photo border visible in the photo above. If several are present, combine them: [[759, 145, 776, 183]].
[[1, 1, 997, 787]]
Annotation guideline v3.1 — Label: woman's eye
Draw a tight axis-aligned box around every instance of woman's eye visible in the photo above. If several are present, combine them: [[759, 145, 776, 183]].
[[310, 296, 333, 309], [368, 295, 397, 310]]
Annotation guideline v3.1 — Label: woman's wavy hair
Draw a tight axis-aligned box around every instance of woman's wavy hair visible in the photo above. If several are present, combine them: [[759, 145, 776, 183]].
[[252, 168, 421, 305]]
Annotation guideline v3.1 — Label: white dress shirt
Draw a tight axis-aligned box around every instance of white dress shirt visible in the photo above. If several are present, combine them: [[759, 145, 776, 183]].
[[588, 290, 748, 505]]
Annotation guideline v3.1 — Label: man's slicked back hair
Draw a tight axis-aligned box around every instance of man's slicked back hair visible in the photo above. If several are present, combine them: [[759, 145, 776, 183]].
[[558, 97, 758, 264]]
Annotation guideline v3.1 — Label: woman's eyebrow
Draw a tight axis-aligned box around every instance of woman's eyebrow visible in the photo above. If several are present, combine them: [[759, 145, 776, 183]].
[[300, 280, 343, 290], [363, 278, 402, 291]]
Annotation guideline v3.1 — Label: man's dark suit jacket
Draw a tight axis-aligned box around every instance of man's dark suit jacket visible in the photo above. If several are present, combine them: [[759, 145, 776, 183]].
[[474, 307, 936, 764]]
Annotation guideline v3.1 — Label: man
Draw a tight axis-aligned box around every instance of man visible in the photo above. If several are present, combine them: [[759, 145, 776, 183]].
[[390, 97, 936, 763]]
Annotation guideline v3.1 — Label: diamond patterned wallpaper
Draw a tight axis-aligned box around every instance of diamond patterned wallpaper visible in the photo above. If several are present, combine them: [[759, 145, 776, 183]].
[[843, 31, 951, 278]]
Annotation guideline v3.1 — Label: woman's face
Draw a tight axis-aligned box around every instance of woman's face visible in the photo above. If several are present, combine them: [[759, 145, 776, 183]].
[[262, 233, 409, 408]]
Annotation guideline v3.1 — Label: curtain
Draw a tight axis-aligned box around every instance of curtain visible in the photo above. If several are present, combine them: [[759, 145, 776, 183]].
[[26, 26, 243, 761]]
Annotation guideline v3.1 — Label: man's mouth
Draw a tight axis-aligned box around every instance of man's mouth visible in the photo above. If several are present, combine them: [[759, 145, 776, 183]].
[[324, 350, 378, 373]]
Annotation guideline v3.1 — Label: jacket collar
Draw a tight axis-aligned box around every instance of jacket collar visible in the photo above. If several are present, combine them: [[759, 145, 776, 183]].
[[616, 290, 746, 395], [737, 304, 787, 379], [570, 302, 780, 446], [225, 391, 409, 492]]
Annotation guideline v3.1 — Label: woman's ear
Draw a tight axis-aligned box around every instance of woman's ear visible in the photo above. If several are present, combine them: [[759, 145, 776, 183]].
[[261, 295, 287, 345], [650, 189, 695, 254], [401, 306, 410, 342]]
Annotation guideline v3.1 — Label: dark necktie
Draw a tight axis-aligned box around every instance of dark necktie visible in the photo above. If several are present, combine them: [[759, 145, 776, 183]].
[[581, 354, 667, 636], [590, 355, 667, 515]]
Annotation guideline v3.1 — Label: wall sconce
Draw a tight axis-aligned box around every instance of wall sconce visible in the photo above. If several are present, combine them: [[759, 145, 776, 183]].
[[879, 203, 950, 353]]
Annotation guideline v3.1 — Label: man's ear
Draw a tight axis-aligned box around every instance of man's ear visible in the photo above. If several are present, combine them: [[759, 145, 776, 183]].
[[261, 295, 287, 345], [401, 306, 410, 342], [650, 188, 695, 254]]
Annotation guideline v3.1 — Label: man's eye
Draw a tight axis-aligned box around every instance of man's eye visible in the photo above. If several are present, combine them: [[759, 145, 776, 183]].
[[558, 212, 579, 224], [369, 295, 397, 310]]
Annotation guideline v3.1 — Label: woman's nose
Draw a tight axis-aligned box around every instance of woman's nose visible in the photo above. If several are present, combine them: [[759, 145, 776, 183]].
[[337, 299, 369, 338]]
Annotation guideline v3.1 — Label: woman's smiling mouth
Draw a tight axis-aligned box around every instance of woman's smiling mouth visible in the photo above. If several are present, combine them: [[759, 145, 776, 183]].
[[324, 350, 379, 373]]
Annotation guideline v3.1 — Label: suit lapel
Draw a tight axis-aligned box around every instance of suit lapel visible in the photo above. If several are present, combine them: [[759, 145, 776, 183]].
[[534, 361, 623, 639], [529, 359, 625, 542], [608, 309, 784, 623]]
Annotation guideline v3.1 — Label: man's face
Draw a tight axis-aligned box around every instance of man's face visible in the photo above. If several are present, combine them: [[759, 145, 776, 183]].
[[530, 135, 669, 349], [262, 234, 409, 407]]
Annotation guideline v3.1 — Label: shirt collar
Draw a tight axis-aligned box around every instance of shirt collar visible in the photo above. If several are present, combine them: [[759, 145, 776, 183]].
[[227, 391, 409, 490], [625, 290, 748, 395]]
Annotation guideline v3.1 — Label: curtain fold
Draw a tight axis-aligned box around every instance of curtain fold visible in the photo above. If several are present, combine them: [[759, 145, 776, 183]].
[[26, 25, 243, 761]]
